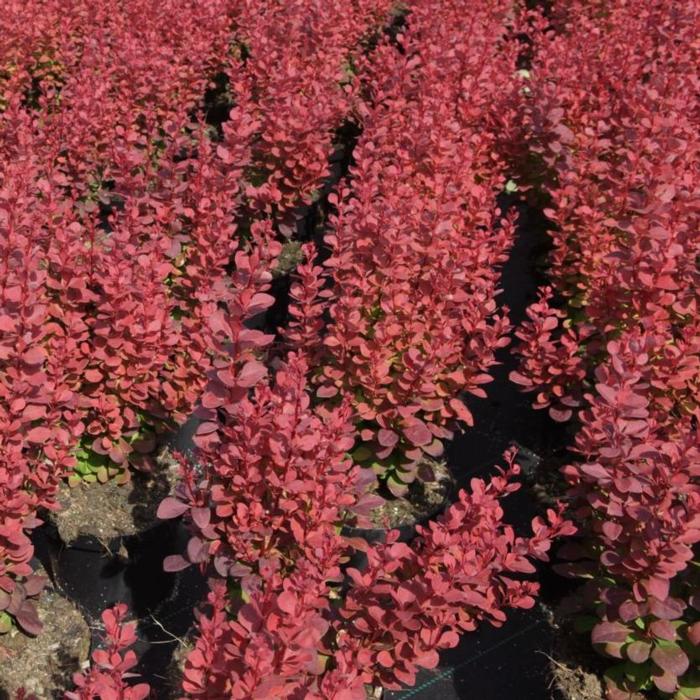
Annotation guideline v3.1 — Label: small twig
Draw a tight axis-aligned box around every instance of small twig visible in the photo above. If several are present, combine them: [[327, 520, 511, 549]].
[[148, 614, 187, 647], [536, 649, 570, 672]]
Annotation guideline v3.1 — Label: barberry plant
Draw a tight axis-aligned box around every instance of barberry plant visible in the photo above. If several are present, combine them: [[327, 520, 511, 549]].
[[511, 1, 700, 696], [64, 604, 150, 700]]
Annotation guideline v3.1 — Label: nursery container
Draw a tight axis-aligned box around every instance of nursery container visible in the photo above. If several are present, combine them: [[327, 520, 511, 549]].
[[33, 517, 207, 695]]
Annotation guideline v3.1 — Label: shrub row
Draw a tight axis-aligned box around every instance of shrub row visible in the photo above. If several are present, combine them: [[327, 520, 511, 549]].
[[511, 2, 700, 697], [287, 0, 522, 495]]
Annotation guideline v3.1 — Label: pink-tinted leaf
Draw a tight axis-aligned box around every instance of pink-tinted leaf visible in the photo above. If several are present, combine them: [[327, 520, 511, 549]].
[[157, 498, 189, 520], [651, 643, 689, 677], [163, 555, 190, 572], [377, 429, 399, 448], [237, 361, 267, 388], [592, 621, 629, 645], [402, 420, 432, 446], [626, 640, 651, 664], [15, 602, 42, 636], [26, 426, 53, 443]]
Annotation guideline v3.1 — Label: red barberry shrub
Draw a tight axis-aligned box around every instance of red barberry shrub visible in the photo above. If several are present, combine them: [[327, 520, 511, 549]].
[[161, 355, 572, 696], [1, 0, 394, 640], [0, 0, 279, 631], [511, 1, 700, 696], [509, 286, 588, 422], [281, 0, 523, 494], [0, 106, 83, 632], [159, 352, 368, 574], [329, 454, 574, 692], [65, 604, 150, 700]]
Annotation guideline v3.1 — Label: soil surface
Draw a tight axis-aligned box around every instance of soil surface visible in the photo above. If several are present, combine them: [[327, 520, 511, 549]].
[[0, 585, 90, 699], [370, 459, 453, 529], [49, 449, 180, 544], [546, 602, 605, 700]]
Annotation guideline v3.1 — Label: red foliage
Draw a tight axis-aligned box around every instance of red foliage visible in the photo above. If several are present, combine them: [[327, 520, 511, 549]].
[[0, 0, 397, 641], [283, 0, 522, 494], [330, 455, 574, 692], [161, 357, 572, 697], [234, 0, 393, 230], [511, 1, 700, 695], [64, 604, 150, 700], [155, 0, 574, 695]]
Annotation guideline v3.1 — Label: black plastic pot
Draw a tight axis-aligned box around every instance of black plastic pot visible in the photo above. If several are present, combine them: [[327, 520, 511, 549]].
[[32, 518, 207, 696], [34, 521, 175, 622]]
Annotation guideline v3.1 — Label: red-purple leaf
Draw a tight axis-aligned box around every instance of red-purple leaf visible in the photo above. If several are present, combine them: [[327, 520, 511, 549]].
[[157, 498, 189, 520], [163, 555, 190, 572], [651, 643, 689, 677], [402, 420, 432, 446]]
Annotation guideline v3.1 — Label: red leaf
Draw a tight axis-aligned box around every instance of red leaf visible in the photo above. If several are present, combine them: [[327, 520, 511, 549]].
[[651, 644, 689, 677], [23, 347, 46, 366], [626, 640, 651, 664], [649, 597, 684, 621], [377, 429, 398, 448], [316, 385, 338, 398], [191, 507, 211, 530], [237, 361, 267, 388], [377, 650, 394, 668], [277, 591, 297, 614], [592, 621, 629, 645], [650, 620, 678, 641], [449, 398, 474, 426], [15, 602, 42, 636], [26, 426, 53, 444], [163, 555, 190, 572], [402, 420, 432, 446], [157, 498, 189, 520]]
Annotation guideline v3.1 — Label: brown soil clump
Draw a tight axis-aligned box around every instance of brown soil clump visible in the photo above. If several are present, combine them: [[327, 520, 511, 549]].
[[546, 602, 605, 700], [370, 459, 453, 529], [49, 449, 180, 544], [0, 586, 90, 699]]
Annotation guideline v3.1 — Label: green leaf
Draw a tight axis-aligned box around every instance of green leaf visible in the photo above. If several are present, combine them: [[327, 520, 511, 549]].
[[622, 659, 652, 689], [0, 612, 13, 634], [678, 672, 700, 699], [387, 474, 409, 498], [371, 462, 387, 476]]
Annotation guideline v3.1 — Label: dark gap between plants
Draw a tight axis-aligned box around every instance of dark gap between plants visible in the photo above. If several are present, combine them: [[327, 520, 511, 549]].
[[383, 199, 578, 699]]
